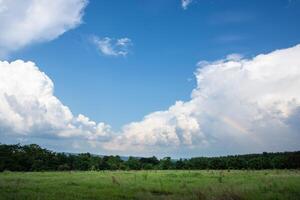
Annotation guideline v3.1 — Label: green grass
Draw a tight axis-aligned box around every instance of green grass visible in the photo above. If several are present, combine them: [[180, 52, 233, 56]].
[[0, 170, 300, 200]]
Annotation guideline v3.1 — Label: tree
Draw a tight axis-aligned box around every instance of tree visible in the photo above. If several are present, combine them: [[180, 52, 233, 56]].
[[126, 157, 141, 170], [0, 143, 299, 171], [159, 157, 173, 170]]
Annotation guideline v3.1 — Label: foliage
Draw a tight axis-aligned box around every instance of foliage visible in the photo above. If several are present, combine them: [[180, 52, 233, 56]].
[[0, 143, 299, 172]]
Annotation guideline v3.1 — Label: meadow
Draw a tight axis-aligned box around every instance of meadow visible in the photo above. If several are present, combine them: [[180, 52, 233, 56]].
[[0, 170, 300, 200]]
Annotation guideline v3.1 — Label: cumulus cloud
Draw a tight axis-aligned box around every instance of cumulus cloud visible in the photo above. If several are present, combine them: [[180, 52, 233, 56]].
[[0, 60, 111, 144], [92, 36, 132, 57], [181, 0, 193, 10], [1, 45, 300, 156], [103, 44, 300, 156], [0, 0, 87, 57]]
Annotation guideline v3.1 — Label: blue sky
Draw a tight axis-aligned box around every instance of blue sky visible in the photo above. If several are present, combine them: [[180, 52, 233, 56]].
[[1, 0, 300, 157], [9, 0, 300, 129]]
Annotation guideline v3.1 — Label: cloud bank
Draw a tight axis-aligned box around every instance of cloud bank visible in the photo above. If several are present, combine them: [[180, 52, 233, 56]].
[[1, 44, 300, 156], [104, 44, 300, 156], [0, 0, 87, 56]]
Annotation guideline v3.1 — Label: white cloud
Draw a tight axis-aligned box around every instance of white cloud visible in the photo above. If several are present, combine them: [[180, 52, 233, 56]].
[[0, 0, 87, 57], [0, 60, 111, 143], [92, 36, 132, 57], [1, 44, 300, 156], [226, 53, 243, 61], [103, 44, 300, 156], [181, 0, 193, 10]]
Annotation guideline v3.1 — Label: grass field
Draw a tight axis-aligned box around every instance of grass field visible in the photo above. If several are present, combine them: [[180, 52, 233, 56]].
[[0, 170, 300, 200]]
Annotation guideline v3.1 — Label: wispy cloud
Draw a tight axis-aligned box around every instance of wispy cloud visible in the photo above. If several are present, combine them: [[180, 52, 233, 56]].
[[92, 36, 132, 57], [226, 53, 243, 61], [181, 0, 193, 10], [286, 0, 300, 7], [209, 11, 254, 25], [215, 34, 245, 43]]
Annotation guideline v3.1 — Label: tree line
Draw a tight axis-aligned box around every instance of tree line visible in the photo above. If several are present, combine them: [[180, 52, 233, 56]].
[[0, 144, 299, 171]]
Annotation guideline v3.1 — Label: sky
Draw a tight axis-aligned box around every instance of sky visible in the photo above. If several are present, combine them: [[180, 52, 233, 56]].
[[0, 0, 300, 158]]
